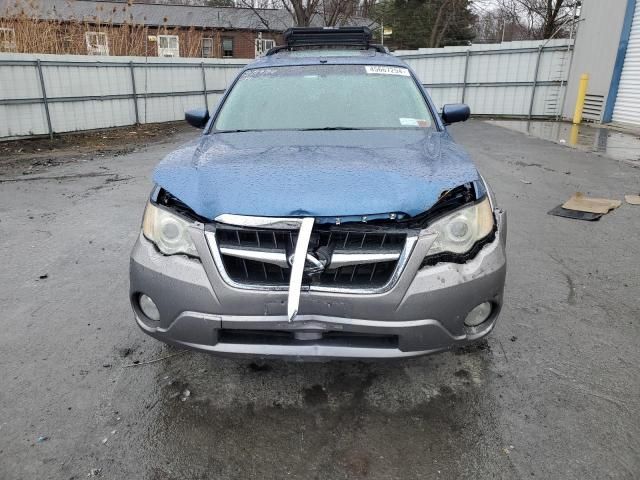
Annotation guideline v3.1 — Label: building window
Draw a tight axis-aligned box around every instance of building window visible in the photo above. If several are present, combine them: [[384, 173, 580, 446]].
[[255, 37, 275, 57], [202, 37, 213, 58], [158, 35, 180, 57], [222, 37, 233, 57], [85, 31, 109, 56], [0, 27, 17, 52]]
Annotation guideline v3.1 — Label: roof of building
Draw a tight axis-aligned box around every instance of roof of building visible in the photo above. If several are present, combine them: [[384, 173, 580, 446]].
[[0, 0, 375, 32]]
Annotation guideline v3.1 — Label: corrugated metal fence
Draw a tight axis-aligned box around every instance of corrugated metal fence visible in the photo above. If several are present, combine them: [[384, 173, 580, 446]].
[[0, 39, 573, 140], [0, 54, 247, 140], [397, 39, 574, 117]]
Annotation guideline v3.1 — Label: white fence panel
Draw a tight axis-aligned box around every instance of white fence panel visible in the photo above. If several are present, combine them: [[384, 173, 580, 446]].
[[0, 103, 48, 137], [398, 39, 573, 117], [2, 64, 41, 99], [43, 64, 130, 98], [0, 41, 572, 140], [49, 98, 136, 132], [425, 87, 463, 110], [0, 53, 248, 140], [134, 65, 201, 95], [138, 94, 205, 124]]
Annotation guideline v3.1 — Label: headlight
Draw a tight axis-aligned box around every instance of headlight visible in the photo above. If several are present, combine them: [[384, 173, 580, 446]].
[[425, 197, 494, 256], [142, 202, 198, 257]]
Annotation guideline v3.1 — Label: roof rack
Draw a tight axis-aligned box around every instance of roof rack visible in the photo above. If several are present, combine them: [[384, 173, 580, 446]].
[[265, 27, 388, 56]]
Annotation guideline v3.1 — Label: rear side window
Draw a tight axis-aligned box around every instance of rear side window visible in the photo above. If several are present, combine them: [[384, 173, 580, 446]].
[[214, 64, 434, 131]]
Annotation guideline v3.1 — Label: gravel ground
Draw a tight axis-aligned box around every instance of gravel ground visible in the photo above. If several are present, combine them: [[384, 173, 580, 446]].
[[0, 120, 638, 480]]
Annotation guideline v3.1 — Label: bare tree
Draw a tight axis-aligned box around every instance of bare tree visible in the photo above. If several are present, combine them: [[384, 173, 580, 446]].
[[236, 0, 360, 28], [279, 0, 319, 26], [427, 0, 476, 47], [357, 0, 378, 19], [496, 0, 578, 39], [472, 0, 578, 41], [517, 0, 578, 38], [472, 0, 530, 42], [429, 0, 471, 47], [322, 0, 359, 27], [233, 0, 291, 31]]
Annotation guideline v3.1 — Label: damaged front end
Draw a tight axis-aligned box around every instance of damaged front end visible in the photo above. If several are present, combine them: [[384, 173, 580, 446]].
[[130, 176, 506, 360]]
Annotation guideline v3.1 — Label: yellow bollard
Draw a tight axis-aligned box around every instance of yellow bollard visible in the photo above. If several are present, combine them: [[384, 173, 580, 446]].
[[569, 124, 579, 146], [573, 73, 589, 125]]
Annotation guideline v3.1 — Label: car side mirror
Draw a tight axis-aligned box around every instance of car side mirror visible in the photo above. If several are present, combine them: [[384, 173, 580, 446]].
[[441, 104, 470, 125], [185, 108, 210, 129]]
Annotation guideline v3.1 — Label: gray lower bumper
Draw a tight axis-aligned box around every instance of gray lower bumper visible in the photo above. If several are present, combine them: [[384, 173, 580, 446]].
[[134, 310, 499, 360], [129, 211, 507, 360]]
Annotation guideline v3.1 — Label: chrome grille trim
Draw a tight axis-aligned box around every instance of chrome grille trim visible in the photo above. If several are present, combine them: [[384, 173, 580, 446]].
[[205, 216, 418, 295], [328, 251, 401, 268], [218, 246, 402, 270], [219, 246, 290, 269]]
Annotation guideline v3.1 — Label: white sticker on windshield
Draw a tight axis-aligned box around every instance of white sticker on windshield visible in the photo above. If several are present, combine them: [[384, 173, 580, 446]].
[[400, 118, 430, 127], [399, 118, 419, 126], [365, 65, 410, 76]]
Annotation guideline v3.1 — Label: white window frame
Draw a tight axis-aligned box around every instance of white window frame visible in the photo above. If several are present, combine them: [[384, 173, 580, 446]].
[[255, 37, 275, 57], [85, 31, 109, 56], [158, 35, 180, 57], [0, 27, 17, 52], [201, 37, 213, 58], [222, 37, 234, 58]]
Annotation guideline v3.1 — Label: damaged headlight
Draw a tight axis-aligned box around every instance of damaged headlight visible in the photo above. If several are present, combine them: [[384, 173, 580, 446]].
[[425, 197, 494, 256], [142, 202, 199, 257]]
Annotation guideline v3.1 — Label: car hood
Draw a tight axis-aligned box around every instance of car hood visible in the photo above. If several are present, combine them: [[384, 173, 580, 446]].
[[153, 129, 479, 221]]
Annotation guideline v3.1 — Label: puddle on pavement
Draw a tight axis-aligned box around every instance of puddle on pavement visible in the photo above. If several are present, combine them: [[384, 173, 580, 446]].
[[486, 120, 640, 164], [136, 344, 515, 479]]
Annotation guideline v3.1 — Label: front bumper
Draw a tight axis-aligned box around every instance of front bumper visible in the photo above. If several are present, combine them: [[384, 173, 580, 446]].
[[129, 210, 507, 360]]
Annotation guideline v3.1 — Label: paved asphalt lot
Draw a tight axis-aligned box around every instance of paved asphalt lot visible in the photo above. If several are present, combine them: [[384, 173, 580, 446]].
[[1, 120, 638, 479]]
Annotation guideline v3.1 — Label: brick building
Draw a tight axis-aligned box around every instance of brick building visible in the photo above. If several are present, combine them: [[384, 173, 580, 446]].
[[0, 0, 373, 59]]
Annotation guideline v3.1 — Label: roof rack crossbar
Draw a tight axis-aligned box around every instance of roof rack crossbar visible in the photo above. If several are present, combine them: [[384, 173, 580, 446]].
[[265, 27, 388, 56]]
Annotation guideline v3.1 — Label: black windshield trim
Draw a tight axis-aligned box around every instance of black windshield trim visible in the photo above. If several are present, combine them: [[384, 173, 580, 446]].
[[211, 126, 438, 134], [206, 63, 444, 135]]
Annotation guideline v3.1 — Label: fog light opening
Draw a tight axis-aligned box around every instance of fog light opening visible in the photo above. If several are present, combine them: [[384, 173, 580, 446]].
[[139, 294, 160, 322], [464, 302, 492, 328]]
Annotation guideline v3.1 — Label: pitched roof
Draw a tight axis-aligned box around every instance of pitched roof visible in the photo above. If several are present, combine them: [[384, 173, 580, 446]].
[[0, 0, 375, 32]]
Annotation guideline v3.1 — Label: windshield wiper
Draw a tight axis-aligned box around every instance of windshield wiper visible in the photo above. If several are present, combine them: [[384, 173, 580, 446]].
[[297, 127, 362, 131], [215, 129, 258, 133], [215, 127, 363, 133]]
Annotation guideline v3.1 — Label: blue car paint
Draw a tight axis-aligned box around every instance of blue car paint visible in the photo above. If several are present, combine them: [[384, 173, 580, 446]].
[[153, 50, 478, 221], [153, 129, 480, 221]]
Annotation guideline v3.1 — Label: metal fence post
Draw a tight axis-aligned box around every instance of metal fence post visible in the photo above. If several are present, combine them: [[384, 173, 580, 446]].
[[528, 45, 543, 119], [129, 61, 140, 125], [461, 50, 471, 104], [36, 59, 53, 139], [201, 62, 208, 110]]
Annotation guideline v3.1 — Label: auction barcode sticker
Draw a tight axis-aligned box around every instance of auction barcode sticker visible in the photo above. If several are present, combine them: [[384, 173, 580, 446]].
[[365, 66, 410, 76]]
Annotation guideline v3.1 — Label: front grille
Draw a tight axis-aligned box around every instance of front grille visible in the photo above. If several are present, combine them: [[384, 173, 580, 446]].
[[222, 255, 290, 283], [214, 225, 408, 289], [318, 260, 397, 287], [217, 228, 296, 251]]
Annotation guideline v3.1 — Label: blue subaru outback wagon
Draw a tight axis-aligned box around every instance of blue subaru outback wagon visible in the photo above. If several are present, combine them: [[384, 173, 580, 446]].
[[130, 27, 507, 360]]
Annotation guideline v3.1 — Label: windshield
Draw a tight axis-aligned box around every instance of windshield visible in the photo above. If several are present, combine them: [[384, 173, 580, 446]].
[[213, 64, 435, 132]]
